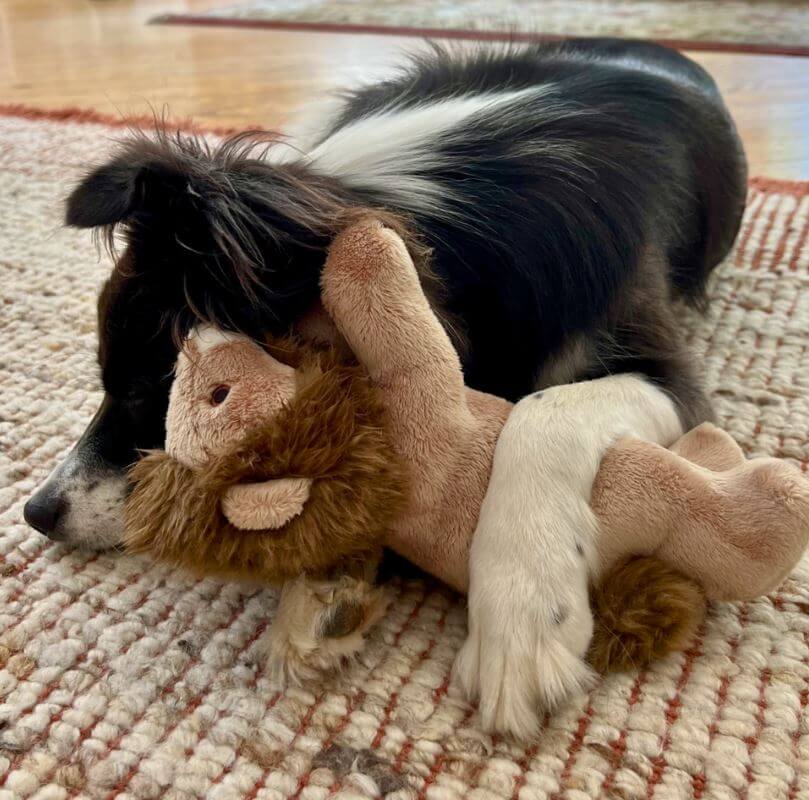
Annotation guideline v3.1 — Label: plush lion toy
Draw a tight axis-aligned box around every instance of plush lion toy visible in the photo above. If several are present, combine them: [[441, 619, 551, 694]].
[[129, 328, 407, 584], [125, 219, 809, 736]]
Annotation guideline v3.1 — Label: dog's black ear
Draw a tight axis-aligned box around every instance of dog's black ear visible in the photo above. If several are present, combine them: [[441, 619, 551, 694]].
[[65, 159, 144, 228], [65, 133, 194, 228]]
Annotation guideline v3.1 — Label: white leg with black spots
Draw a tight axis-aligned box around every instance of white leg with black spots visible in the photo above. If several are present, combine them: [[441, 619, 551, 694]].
[[453, 374, 684, 739]]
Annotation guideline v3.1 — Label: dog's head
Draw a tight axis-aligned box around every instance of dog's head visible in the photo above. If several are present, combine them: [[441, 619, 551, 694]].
[[24, 129, 345, 547]]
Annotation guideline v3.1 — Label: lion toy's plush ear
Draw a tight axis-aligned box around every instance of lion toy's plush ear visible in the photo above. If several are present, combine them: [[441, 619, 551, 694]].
[[123, 328, 408, 584]]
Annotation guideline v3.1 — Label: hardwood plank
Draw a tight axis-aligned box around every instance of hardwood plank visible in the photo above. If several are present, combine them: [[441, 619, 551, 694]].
[[0, 0, 807, 177]]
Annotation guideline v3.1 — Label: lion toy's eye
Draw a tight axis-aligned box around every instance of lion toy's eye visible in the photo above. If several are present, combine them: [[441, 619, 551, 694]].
[[211, 385, 230, 405]]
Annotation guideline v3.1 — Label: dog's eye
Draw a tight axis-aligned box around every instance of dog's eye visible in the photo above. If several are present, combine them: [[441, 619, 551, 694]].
[[211, 385, 230, 405]]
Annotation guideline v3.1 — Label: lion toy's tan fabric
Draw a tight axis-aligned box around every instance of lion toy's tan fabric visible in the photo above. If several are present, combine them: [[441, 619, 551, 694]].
[[593, 423, 809, 601], [125, 333, 407, 584], [124, 218, 809, 675]]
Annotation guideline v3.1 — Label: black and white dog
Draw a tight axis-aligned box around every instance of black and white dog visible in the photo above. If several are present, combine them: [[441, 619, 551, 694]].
[[24, 38, 746, 552]]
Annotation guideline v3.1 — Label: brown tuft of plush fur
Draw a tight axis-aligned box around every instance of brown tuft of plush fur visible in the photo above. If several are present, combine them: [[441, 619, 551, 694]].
[[125, 348, 408, 584], [588, 555, 707, 674]]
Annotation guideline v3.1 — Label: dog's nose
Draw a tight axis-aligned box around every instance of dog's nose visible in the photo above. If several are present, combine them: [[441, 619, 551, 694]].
[[23, 495, 65, 539]]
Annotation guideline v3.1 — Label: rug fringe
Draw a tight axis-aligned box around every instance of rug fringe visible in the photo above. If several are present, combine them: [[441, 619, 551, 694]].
[[1, 103, 807, 195], [0, 103, 249, 137]]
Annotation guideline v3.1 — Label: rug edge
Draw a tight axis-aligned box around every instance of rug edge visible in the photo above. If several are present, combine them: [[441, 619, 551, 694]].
[[151, 13, 809, 59], [0, 103, 250, 138], [1, 104, 806, 195], [749, 176, 809, 196]]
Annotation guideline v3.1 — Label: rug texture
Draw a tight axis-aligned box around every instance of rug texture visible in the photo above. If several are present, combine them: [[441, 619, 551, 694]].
[[0, 109, 808, 800], [154, 0, 809, 56]]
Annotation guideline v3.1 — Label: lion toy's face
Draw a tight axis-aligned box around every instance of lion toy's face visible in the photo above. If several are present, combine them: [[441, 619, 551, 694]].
[[124, 325, 407, 584], [166, 326, 298, 470]]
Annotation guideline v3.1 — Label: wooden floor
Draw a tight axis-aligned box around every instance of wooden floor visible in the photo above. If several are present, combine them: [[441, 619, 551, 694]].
[[1, 0, 808, 178]]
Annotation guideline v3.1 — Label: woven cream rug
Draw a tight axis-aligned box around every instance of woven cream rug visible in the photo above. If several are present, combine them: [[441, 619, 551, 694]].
[[0, 109, 807, 800]]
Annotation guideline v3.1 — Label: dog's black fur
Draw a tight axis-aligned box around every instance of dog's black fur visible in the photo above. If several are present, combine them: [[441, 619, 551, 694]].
[[25, 39, 747, 544]]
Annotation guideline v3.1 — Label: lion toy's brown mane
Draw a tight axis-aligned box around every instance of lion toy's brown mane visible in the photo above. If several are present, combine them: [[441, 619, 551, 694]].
[[124, 342, 408, 584]]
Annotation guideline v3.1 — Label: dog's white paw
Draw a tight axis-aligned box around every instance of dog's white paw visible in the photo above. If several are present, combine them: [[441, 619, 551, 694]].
[[452, 380, 677, 739], [262, 575, 388, 685], [453, 563, 595, 739]]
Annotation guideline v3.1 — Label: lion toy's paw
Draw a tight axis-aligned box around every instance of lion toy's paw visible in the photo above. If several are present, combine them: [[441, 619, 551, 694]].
[[261, 574, 389, 685]]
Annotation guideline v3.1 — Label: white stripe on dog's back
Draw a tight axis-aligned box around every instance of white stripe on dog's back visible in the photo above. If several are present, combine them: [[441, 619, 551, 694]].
[[275, 87, 551, 214]]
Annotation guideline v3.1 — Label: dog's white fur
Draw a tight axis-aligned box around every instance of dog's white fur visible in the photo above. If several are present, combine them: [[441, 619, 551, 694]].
[[187, 324, 243, 354], [276, 87, 553, 219], [453, 373, 684, 739], [31, 456, 127, 549]]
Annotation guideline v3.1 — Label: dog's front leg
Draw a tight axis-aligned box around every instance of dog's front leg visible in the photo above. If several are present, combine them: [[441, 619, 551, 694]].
[[453, 374, 685, 739]]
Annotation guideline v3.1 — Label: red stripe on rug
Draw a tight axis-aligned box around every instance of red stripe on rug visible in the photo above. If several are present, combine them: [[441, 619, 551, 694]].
[[135, 618, 272, 793], [0, 103, 252, 137], [98, 590, 258, 800], [751, 194, 785, 270], [415, 704, 477, 800], [205, 689, 284, 794], [550, 702, 597, 799], [0, 549, 104, 652], [786, 626, 809, 800], [750, 178, 809, 197], [599, 671, 648, 794], [258, 690, 328, 800], [0, 561, 164, 787], [741, 663, 774, 799], [320, 587, 434, 797], [768, 196, 804, 270], [150, 14, 809, 58], [1, 104, 805, 197], [33, 574, 191, 791], [788, 202, 809, 272], [735, 190, 769, 267], [370, 594, 448, 751], [643, 630, 705, 800], [692, 605, 750, 799]]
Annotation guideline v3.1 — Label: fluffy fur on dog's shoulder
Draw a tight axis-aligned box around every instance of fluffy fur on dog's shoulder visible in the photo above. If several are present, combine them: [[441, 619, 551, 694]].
[[124, 349, 408, 583]]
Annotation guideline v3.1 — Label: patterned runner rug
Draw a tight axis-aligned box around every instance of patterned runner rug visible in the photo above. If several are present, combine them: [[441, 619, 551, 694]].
[[154, 1, 809, 56], [0, 107, 807, 799]]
